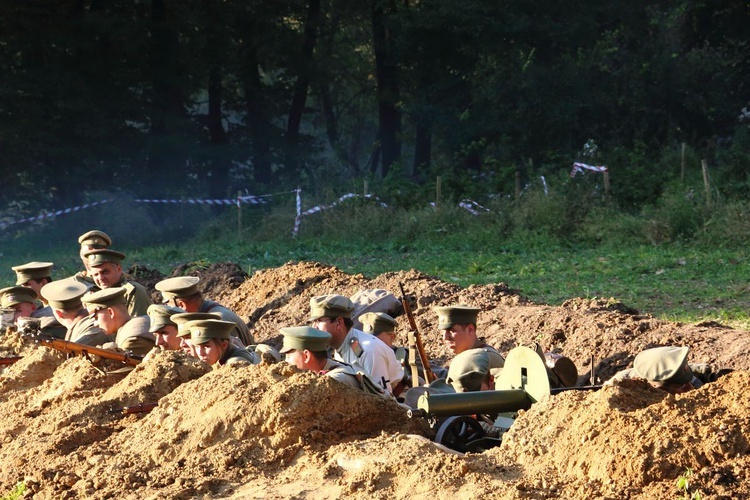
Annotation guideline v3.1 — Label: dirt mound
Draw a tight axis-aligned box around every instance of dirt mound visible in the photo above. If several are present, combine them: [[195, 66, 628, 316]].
[[2, 260, 750, 499], [171, 261, 248, 299]]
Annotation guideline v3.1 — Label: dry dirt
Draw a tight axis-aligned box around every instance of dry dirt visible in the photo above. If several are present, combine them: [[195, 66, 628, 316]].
[[1, 260, 748, 499]]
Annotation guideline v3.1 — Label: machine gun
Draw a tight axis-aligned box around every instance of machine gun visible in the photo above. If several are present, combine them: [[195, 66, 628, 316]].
[[408, 345, 601, 453]]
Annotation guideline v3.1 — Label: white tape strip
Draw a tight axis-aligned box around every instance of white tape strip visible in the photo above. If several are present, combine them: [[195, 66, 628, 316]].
[[292, 193, 388, 236], [571, 162, 608, 178]]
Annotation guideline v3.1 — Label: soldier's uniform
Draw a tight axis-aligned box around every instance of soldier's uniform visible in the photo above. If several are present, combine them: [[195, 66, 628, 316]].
[[310, 295, 401, 393], [83, 249, 152, 317], [280, 326, 376, 392], [359, 311, 407, 392], [10, 262, 66, 338], [155, 276, 254, 346], [41, 279, 109, 346], [73, 230, 112, 286], [186, 318, 258, 366], [0, 286, 66, 338], [608, 346, 703, 392], [81, 287, 155, 356]]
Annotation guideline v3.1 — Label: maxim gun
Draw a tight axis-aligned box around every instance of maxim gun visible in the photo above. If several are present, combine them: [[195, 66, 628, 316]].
[[409, 346, 600, 453]]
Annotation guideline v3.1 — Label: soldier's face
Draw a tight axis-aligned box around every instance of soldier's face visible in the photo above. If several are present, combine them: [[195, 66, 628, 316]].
[[91, 307, 118, 334], [91, 263, 123, 288], [195, 339, 225, 365], [284, 349, 305, 370], [154, 325, 181, 351], [179, 336, 197, 357], [12, 302, 35, 322], [442, 324, 476, 355]]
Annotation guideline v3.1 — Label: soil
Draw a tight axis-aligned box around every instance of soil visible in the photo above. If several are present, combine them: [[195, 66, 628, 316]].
[[1, 260, 748, 499]]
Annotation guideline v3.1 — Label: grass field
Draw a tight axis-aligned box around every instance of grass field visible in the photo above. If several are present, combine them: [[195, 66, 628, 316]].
[[2, 205, 749, 329]]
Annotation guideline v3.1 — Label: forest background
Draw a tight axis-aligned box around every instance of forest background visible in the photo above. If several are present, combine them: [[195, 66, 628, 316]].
[[1, 0, 749, 326]]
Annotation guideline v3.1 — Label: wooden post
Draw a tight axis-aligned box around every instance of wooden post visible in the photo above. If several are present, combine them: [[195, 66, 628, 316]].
[[680, 142, 686, 182], [515, 167, 521, 201], [701, 160, 711, 207], [364, 180, 369, 197], [435, 176, 442, 209], [603, 170, 610, 198], [237, 191, 243, 240]]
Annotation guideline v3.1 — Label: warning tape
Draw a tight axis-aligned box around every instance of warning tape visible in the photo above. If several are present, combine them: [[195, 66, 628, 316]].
[[0, 199, 114, 230], [571, 162, 608, 178], [292, 193, 388, 236]]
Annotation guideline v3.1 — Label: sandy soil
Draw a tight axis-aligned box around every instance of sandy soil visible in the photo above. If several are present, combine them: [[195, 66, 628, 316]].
[[0, 261, 747, 499]]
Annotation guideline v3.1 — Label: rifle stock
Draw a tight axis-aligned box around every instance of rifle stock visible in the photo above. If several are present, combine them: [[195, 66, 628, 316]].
[[32, 335, 143, 366], [398, 283, 434, 383], [0, 356, 23, 366]]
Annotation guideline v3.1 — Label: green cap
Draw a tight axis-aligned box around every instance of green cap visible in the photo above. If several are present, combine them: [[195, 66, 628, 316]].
[[147, 304, 184, 333], [187, 319, 235, 345], [434, 305, 481, 329], [0, 286, 38, 307], [446, 348, 490, 392], [171, 312, 222, 337], [634, 346, 693, 385], [40, 279, 89, 310], [279, 326, 331, 354], [81, 287, 127, 310], [83, 249, 126, 267], [359, 311, 398, 335], [78, 230, 112, 248], [309, 294, 354, 320], [155, 276, 201, 302], [11, 261, 54, 285]]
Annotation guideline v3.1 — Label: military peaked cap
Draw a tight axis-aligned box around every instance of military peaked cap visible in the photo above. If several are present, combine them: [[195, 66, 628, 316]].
[[155, 276, 201, 302], [78, 230, 112, 248], [187, 319, 235, 345], [83, 249, 126, 267], [147, 304, 184, 333], [171, 312, 221, 337], [0, 286, 38, 307], [309, 294, 354, 320], [279, 326, 331, 354], [359, 311, 398, 335], [434, 305, 481, 329], [41, 279, 89, 311], [12, 261, 54, 285], [633, 346, 693, 385], [81, 287, 127, 310]]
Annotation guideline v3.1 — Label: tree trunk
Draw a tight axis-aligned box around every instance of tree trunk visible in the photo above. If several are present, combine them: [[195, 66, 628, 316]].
[[413, 123, 431, 178], [370, 0, 401, 178], [243, 45, 273, 184], [287, 0, 321, 141]]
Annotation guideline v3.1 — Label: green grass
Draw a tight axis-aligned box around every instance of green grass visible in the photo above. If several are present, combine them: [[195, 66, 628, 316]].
[[2, 202, 749, 329]]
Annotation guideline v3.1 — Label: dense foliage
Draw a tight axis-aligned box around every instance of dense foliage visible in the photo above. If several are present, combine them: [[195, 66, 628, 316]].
[[1, 0, 748, 217]]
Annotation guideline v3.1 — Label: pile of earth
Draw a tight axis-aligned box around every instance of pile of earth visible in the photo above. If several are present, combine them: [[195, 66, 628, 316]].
[[0, 260, 748, 499]]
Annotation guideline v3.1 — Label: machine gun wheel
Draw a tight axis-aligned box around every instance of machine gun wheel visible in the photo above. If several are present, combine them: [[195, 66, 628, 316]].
[[434, 415, 486, 453]]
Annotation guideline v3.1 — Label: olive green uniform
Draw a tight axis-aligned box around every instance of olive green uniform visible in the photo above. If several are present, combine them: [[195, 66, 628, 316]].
[[321, 358, 363, 390], [115, 316, 155, 357], [200, 300, 254, 346], [219, 344, 258, 366], [66, 315, 110, 346]]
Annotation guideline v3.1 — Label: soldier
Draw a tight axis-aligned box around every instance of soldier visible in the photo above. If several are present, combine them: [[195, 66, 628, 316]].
[[186, 318, 258, 366], [171, 312, 222, 358], [10, 261, 67, 337], [147, 304, 184, 351], [0, 286, 66, 338], [359, 311, 407, 395], [74, 230, 112, 286], [155, 276, 254, 346], [607, 346, 704, 394], [280, 326, 363, 390], [81, 287, 155, 356], [309, 294, 402, 395], [83, 249, 152, 317], [435, 305, 505, 370], [40, 279, 109, 346]]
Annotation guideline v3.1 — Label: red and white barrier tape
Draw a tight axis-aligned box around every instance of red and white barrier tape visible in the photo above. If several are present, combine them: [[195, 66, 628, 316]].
[[571, 162, 608, 178]]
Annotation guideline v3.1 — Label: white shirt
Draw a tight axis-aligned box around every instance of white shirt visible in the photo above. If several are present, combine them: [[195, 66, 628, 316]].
[[334, 328, 404, 394]]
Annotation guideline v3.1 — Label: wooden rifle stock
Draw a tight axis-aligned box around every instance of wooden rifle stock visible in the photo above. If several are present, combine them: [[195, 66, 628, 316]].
[[109, 402, 158, 415], [0, 356, 23, 366], [32, 335, 143, 367], [398, 283, 434, 383]]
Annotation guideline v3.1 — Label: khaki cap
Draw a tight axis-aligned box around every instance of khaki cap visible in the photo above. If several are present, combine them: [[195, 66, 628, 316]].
[[81, 287, 127, 311], [83, 249, 126, 267], [12, 261, 54, 285], [41, 279, 89, 310], [359, 311, 398, 335], [155, 276, 201, 302], [78, 230, 112, 248], [446, 348, 490, 392], [172, 312, 221, 337], [0, 286, 38, 307], [434, 305, 481, 329], [147, 304, 184, 333], [309, 294, 354, 320], [187, 319, 235, 345], [279, 326, 331, 354], [634, 346, 693, 385]]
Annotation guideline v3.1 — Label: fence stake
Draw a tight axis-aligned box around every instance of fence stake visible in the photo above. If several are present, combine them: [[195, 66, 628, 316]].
[[364, 180, 369, 197], [435, 176, 442, 209], [515, 168, 521, 201], [237, 191, 243, 240], [681, 142, 686, 182], [701, 159, 711, 207], [603, 170, 610, 198]]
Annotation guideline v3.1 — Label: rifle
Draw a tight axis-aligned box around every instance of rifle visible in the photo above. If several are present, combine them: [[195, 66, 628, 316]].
[[108, 402, 158, 416], [0, 356, 23, 366], [398, 282, 434, 384], [29, 334, 144, 367]]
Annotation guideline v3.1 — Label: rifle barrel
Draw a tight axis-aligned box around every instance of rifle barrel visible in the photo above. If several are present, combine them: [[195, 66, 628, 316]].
[[0, 356, 23, 366]]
